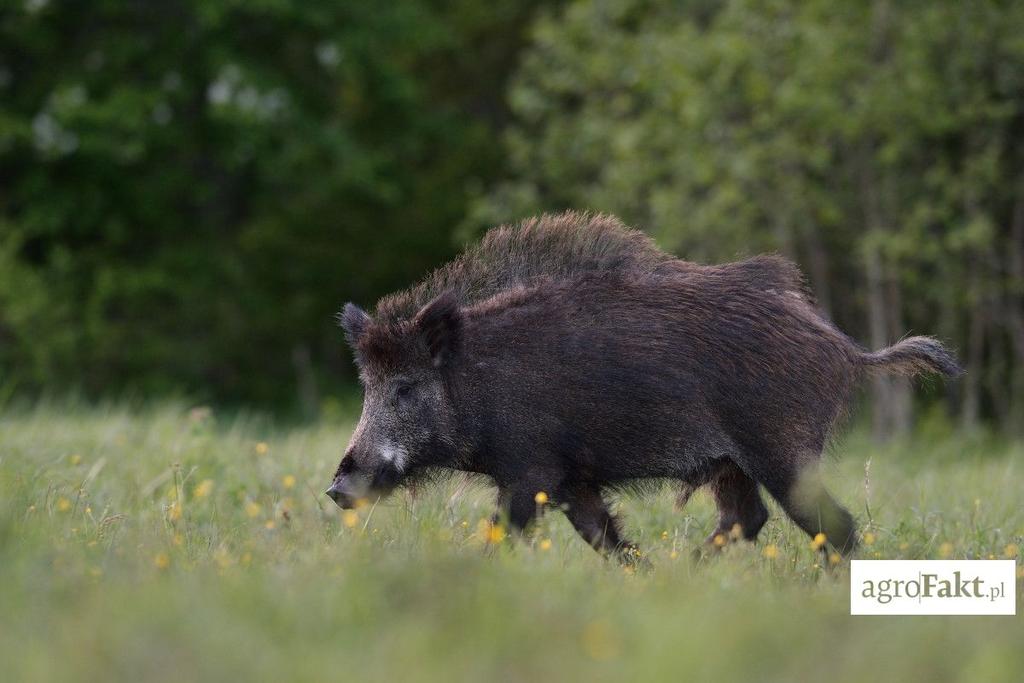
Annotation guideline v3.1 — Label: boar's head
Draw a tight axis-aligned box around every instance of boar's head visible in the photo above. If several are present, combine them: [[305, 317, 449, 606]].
[[326, 292, 461, 509]]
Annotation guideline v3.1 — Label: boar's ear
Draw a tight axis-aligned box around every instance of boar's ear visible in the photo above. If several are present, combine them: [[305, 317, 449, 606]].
[[414, 291, 461, 368], [339, 303, 372, 348]]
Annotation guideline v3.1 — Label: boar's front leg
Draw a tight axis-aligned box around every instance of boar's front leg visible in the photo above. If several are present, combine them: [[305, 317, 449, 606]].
[[558, 483, 643, 565], [706, 461, 769, 545]]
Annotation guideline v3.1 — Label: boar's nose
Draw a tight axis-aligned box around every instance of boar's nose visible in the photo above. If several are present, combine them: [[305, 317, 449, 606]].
[[325, 482, 353, 509]]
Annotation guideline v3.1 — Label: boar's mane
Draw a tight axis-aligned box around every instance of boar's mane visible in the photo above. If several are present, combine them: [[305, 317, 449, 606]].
[[373, 212, 814, 326]]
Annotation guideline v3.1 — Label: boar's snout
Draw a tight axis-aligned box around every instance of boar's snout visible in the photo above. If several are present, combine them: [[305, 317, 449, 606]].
[[325, 450, 363, 509], [325, 477, 357, 509], [327, 434, 408, 509]]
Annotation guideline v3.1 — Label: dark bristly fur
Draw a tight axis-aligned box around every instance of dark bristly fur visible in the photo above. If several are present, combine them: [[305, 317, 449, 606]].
[[327, 212, 961, 563], [375, 212, 815, 322]]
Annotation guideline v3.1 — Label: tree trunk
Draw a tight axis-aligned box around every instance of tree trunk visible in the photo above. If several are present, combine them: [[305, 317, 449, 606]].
[[960, 269, 984, 431], [864, 241, 900, 441], [859, 151, 909, 440], [884, 261, 912, 433], [1006, 187, 1024, 431]]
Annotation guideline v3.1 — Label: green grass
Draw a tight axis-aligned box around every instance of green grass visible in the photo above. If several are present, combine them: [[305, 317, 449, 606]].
[[1, 403, 1021, 682]]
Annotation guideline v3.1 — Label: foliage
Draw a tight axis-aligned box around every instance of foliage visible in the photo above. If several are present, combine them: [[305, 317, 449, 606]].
[[0, 404, 1022, 681], [0, 0, 546, 408]]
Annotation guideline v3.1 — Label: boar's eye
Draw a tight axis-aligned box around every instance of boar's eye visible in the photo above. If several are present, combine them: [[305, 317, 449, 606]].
[[395, 382, 415, 402]]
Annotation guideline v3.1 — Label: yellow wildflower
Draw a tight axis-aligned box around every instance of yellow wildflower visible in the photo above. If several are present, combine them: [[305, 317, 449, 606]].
[[282, 474, 296, 489], [193, 479, 214, 499], [539, 538, 553, 551], [69, 454, 82, 466], [1004, 543, 1019, 559], [763, 544, 779, 559], [862, 531, 876, 546], [173, 533, 184, 546], [342, 510, 359, 528], [534, 491, 548, 505], [264, 520, 276, 530], [56, 497, 72, 513], [939, 542, 954, 558], [488, 523, 506, 544], [829, 552, 842, 565], [153, 552, 170, 570], [255, 442, 269, 455], [811, 532, 827, 550], [167, 502, 182, 521], [712, 533, 727, 547], [669, 550, 679, 559], [244, 501, 261, 518]]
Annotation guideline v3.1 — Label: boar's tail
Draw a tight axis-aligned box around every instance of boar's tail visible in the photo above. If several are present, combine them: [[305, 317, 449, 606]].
[[860, 336, 963, 378]]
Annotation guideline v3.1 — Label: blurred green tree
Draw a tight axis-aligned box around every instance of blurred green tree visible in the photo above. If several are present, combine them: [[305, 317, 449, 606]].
[[0, 0, 549, 411]]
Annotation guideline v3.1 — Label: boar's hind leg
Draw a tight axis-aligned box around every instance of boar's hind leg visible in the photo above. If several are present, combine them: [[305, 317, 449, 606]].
[[492, 487, 539, 533], [706, 462, 769, 545], [761, 464, 857, 556], [559, 483, 642, 564]]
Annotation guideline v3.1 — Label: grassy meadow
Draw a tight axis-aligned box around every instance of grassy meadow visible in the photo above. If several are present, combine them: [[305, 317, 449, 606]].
[[0, 402, 1021, 682]]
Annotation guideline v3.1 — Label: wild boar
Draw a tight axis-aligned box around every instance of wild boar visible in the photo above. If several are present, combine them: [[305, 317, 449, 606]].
[[327, 212, 960, 562]]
